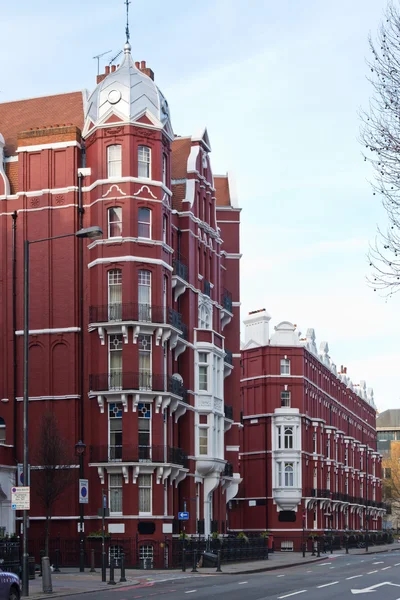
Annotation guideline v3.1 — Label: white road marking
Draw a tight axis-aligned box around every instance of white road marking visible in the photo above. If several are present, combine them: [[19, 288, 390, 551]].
[[346, 563, 351, 565], [185, 591, 197, 595], [367, 570, 378, 574], [306, 571, 312, 573], [277, 591, 307, 599], [317, 582, 339, 589], [395, 563, 400, 566], [346, 575, 363, 580], [277, 575, 285, 578], [329, 567, 335, 569], [318, 562, 331, 566], [239, 582, 248, 585], [373, 561, 384, 565], [382, 567, 392, 570]]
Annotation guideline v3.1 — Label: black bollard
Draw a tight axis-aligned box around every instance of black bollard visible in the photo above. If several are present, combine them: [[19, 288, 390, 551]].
[[330, 537, 333, 554], [216, 550, 222, 573], [90, 549, 96, 573], [317, 541, 320, 557], [345, 537, 349, 554], [191, 551, 198, 573], [79, 538, 85, 573], [182, 548, 186, 572], [108, 558, 116, 585], [120, 553, 126, 583], [302, 542, 306, 558], [54, 549, 60, 573]]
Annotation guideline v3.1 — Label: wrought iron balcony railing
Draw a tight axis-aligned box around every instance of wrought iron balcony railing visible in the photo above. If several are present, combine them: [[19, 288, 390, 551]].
[[224, 404, 233, 420], [221, 288, 233, 312], [90, 444, 188, 467], [310, 488, 331, 499], [224, 350, 233, 366], [173, 257, 188, 281], [224, 462, 234, 477], [89, 371, 187, 400], [203, 279, 211, 297], [89, 303, 187, 334]]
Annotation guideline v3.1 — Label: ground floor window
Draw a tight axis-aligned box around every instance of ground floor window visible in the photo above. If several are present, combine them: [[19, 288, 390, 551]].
[[139, 545, 153, 569]]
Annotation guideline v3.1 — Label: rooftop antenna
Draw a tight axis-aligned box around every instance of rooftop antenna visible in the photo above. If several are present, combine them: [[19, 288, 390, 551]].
[[109, 50, 123, 66], [93, 50, 112, 76], [125, 0, 131, 44]]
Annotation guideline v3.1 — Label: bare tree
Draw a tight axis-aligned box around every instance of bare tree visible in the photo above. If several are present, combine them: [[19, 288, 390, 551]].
[[33, 412, 75, 556], [361, 2, 400, 294]]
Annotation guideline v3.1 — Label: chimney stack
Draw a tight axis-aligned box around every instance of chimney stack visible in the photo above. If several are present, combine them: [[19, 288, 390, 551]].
[[243, 309, 271, 348], [111, 65, 116, 73]]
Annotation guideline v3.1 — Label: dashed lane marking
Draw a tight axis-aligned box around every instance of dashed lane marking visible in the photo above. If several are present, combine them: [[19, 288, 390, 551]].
[[185, 591, 197, 595], [395, 563, 400, 566], [367, 570, 378, 574], [277, 591, 307, 599], [346, 575, 363, 580], [238, 582, 248, 585], [373, 562, 384, 565], [318, 563, 331, 566], [382, 567, 392, 570], [277, 575, 285, 577], [317, 582, 339, 588]]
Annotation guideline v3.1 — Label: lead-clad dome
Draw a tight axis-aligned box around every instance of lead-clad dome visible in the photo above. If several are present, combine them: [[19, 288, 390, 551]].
[[83, 43, 173, 138]]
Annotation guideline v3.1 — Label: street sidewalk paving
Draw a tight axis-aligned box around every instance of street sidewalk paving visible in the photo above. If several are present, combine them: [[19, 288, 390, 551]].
[[25, 542, 400, 598]]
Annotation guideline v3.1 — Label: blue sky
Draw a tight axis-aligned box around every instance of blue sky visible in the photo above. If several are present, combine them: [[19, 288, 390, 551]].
[[2, 0, 397, 411]]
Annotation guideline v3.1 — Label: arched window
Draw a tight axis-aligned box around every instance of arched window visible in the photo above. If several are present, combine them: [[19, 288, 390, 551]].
[[108, 207, 122, 238], [0, 418, 5, 443], [198, 304, 211, 330], [284, 427, 293, 449], [107, 145, 122, 178], [108, 269, 122, 320], [138, 208, 151, 238], [284, 463, 294, 487], [138, 146, 151, 179]]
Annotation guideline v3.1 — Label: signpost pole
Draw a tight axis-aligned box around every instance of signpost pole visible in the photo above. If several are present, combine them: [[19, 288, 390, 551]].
[[22, 239, 30, 598]]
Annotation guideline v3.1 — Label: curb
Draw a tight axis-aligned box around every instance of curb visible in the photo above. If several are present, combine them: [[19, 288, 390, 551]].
[[26, 579, 141, 599], [197, 557, 327, 575]]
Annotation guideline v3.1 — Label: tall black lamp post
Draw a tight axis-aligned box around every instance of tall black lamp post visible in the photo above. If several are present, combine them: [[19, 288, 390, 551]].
[[22, 226, 102, 597], [75, 440, 87, 572]]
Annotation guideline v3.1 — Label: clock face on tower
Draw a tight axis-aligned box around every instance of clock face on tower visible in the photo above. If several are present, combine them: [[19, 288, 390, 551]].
[[108, 89, 122, 105]]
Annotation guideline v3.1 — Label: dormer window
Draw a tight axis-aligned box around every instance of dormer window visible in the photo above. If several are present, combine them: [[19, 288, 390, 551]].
[[107, 145, 122, 178], [138, 146, 151, 179]]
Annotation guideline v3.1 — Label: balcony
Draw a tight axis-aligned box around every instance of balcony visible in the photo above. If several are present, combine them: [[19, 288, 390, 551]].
[[90, 371, 187, 398], [310, 488, 331, 499], [89, 444, 188, 468], [203, 279, 211, 297], [224, 404, 234, 421], [224, 349, 234, 379], [220, 288, 233, 330], [172, 256, 188, 301], [89, 303, 188, 358], [224, 462, 234, 477]]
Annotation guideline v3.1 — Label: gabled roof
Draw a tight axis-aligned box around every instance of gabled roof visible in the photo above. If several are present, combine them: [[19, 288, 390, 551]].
[[0, 91, 85, 156]]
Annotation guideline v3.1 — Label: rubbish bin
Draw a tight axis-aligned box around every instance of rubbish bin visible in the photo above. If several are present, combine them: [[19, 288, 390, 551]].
[[202, 552, 218, 567], [28, 556, 35, 580]]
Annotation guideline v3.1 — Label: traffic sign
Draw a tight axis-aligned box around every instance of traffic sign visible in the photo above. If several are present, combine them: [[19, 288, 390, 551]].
[[79, 479, 89, 504], [17, 464, 30, 486], [11, 486, 30, 510], [178, 511, 189, 520]]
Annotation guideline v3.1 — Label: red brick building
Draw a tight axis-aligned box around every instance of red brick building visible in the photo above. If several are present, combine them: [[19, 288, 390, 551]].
[[0, 40, 242, 550], [230, 310, 384, 541]]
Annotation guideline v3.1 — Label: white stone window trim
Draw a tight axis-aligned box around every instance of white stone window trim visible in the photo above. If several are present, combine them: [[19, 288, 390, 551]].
[[107, 145, 122, 179], [138, 145, 151, 179]]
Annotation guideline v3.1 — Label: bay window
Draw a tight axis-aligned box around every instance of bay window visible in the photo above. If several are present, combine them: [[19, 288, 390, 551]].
[[107, 145, 122, 179], [138, 145, 151, 178]]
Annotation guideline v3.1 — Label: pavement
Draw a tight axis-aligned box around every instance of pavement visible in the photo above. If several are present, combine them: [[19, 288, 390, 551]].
[[23, 542, 400, 598]]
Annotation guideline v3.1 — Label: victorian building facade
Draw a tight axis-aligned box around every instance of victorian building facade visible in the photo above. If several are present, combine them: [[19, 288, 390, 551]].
[[0, 41, 242, 547], [229, 310, 384, 542]]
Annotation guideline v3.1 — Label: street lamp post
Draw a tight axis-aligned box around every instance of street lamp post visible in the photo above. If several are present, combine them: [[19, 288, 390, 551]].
[[22, 226, 102, 597], [365, 445, 369, 553], [75, 440, 86, 572]]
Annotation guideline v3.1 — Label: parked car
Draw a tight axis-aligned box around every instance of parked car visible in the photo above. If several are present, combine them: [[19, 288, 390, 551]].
[[0, 570, 20, 600]]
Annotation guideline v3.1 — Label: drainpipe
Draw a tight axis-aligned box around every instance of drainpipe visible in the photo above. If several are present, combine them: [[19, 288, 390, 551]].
[[12, 211, 17, 461]]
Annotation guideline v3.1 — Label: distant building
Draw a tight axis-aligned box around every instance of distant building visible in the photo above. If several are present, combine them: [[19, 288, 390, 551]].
[[376, 409, 400, 529], [229, 309, 385, 546]]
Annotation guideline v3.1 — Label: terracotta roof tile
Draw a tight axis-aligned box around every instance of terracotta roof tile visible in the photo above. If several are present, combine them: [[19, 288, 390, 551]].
[[171, 137, 192, 180], [172, 183, 186, 211], [0, 91, 84, 156], [214, 175, 231, 207]]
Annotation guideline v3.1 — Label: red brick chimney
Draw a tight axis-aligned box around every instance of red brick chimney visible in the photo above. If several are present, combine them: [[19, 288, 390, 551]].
[[96, 65, 111, 84], [96, 60, 155, 84]]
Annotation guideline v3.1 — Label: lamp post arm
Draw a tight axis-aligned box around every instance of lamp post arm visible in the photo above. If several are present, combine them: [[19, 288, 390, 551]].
[[28, 232, 77, 245]]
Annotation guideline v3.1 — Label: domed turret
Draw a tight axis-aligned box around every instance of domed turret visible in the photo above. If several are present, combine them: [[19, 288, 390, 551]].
[[83, 43, 173, 138]]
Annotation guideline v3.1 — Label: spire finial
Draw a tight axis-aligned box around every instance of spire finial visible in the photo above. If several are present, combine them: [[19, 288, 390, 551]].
[[125, 0, 131, 44]]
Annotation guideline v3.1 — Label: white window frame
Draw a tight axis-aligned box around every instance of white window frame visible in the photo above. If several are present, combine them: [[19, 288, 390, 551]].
[[107, 145, 122, 179], [138, 145, 151, 179], [108, 334, 123, 390], [284, 462, 294, 487], [108, 269, 122, 321], [313, 431, 317, 454], [0, 418, 5, 443], [138, 473, 152, 515], [284, 426, 293, 449], [280, 358, 290, 375], [198, 426, 208, 456], [162, 215, 168, 244], [138, 207, 151, 239], [199, 304, 211, 329], [108, 403, 123, 461], [108, 207, 122, 238], [280, 390, 290, 407], [198, 352, 209, 392], [109, 473, 123, 515], [162, 153, 167, 186], [138, 270, 152, 321]]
